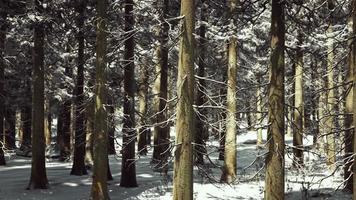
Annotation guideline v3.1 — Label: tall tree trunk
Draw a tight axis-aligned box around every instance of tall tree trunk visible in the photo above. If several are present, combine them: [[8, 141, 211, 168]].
[[44, 97, 51, 147], [85, 100, 94, 168], [27, 0, 49, 189], [256, 77, 263, 146], [120, 0, 138, 188], [138, 58, 149, 156], [326, 19, 336, 168], [221, 0, 237, 184], [107, 97, 116, 155], [5, 108, 16, 149], [173, 0, 195, 199], [0, 7, 6, 165], [344, 14, 353, 193], [352, 0, 356, 197], [264, 0, 285, 199], [152, 0, 170, 169], [91, 0, 109, 198], [57, 100, 71, 161], [293, 32, 304, 167], [194, 0, 207, 165], [71, 3, 87, 176]]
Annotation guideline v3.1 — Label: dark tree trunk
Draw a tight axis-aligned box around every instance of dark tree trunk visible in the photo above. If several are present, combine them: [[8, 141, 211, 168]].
[[120, 0, 138, 188], [107, 97, 116, 155], [27, 0, 49, 189], [152, 0, 170, 168], [0, 7, 6, 165], [194, 0, 207, 165], [264, 0, 285, 199], [5, 108, 16, 149], [20, 65, 32, 149], [57, 101, 71, 161], [91, 0, 109, 198], [71, 3, 87, 176]]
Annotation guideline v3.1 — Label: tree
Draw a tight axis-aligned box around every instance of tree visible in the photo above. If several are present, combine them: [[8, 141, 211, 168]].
[[137, 58, 149, 156], [173, 0, 195, 199], [352, 0, 356, 198], [27, 0, 49, 189], [221, 0, 238, 183], [325, 0, 336, 168], [293, 32, 304, 167], [344, 10, 354, 192], [0, 1, 6, 166], [90, 0, 109, 198], [152, 0, 170, 168], [194, 0, 207, 165], [120, 0, 138, 188], [71, 1, 87, 176], [264, 0, 285, 199]]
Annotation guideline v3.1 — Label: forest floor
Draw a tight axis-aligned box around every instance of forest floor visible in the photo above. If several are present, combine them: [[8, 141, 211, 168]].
[[0, 128, 352, 200]]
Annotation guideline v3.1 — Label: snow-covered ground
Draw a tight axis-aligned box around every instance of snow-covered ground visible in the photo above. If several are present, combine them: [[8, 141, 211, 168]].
[[0, 129, 352, 200]]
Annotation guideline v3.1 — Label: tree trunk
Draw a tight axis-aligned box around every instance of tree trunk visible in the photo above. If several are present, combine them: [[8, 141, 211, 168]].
[[264, 0, 285, 199], [120, 0, 138, 188], [221, 0, 238, 184], [138, 58, 149, 156], [71, 3, 87, 176], [352, 0, 356, 197], [44, 97, 51, 147], [0, 8, 6, 165], [5, 108, 16, 149], [107, 97, 116, 155], [293, 33, 304, 167], [85, 100, 94, 168], [326, 22, 336, 168], [194, 0, 207, 165], [91, 0, 109, 198], [152, 0, 170, 170], [57, 100, 71, 161], [173, 0, 195, 199], [27, 0, 49, 189], [344, 14, 353, 193], [256, 78, 263, 146]]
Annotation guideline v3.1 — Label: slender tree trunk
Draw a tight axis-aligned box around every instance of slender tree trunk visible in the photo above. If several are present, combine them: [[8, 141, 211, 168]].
[[44, 97, 51, 147], [0, 8, 6, 165], [264, 0, 285, 199], [57, 100, 71, 161], [107, 97, 116, 155], [120, 0, 138, 188], [5, 108, 16, 149], [221, 0, 238, 184], [194, 0, 207, 165], [352, 0, 356, 197], [344, 15, 354, 193], [152, 0, 170, 169], [27, 0, 49, 189], [85, 100, 94, 168], [293, 33, 304, 167], [138, 58, 149, 156], [71, 3, 87, 176], [256, 78, 263, 146], [173, 0, 195, 199], [91, 0, 109, 198], [326, 22, 336, 168]]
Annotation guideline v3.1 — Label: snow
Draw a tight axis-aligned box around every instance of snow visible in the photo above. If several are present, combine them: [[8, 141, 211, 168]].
[[0, 128, 352, 200]]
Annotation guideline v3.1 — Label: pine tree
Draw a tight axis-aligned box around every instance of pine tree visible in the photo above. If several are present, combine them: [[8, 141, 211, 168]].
[[91, 0, 109, 198], [120, 0, 138, 188], [71, 1, 87, 176], [0, 1, 6, 166], [27, 0, 49, 189], [173, 0, 195, 199], [221, 0, 238, 183], [264, 0, 285, 199]]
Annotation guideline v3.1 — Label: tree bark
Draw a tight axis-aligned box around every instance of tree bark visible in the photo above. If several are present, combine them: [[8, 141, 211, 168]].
[[264, 0, 285, 199], [152, 0, 170, 169], [352, 0, 356, 197], [120, 0, 138, 188], [138, 58, 149, 156], [293, 32, 304, 167], [325, 21, 336, 168], [256, 77, 263, 146], [194, 0, 207, 165], [0, 7, 6, 165], [71, 3, 87, 176], [221, 0, 237, 184], [27, 0, 49, 189], [91, 0, 109, 198], [173, 0, 195, 199], [344, 14, 354, 193]]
